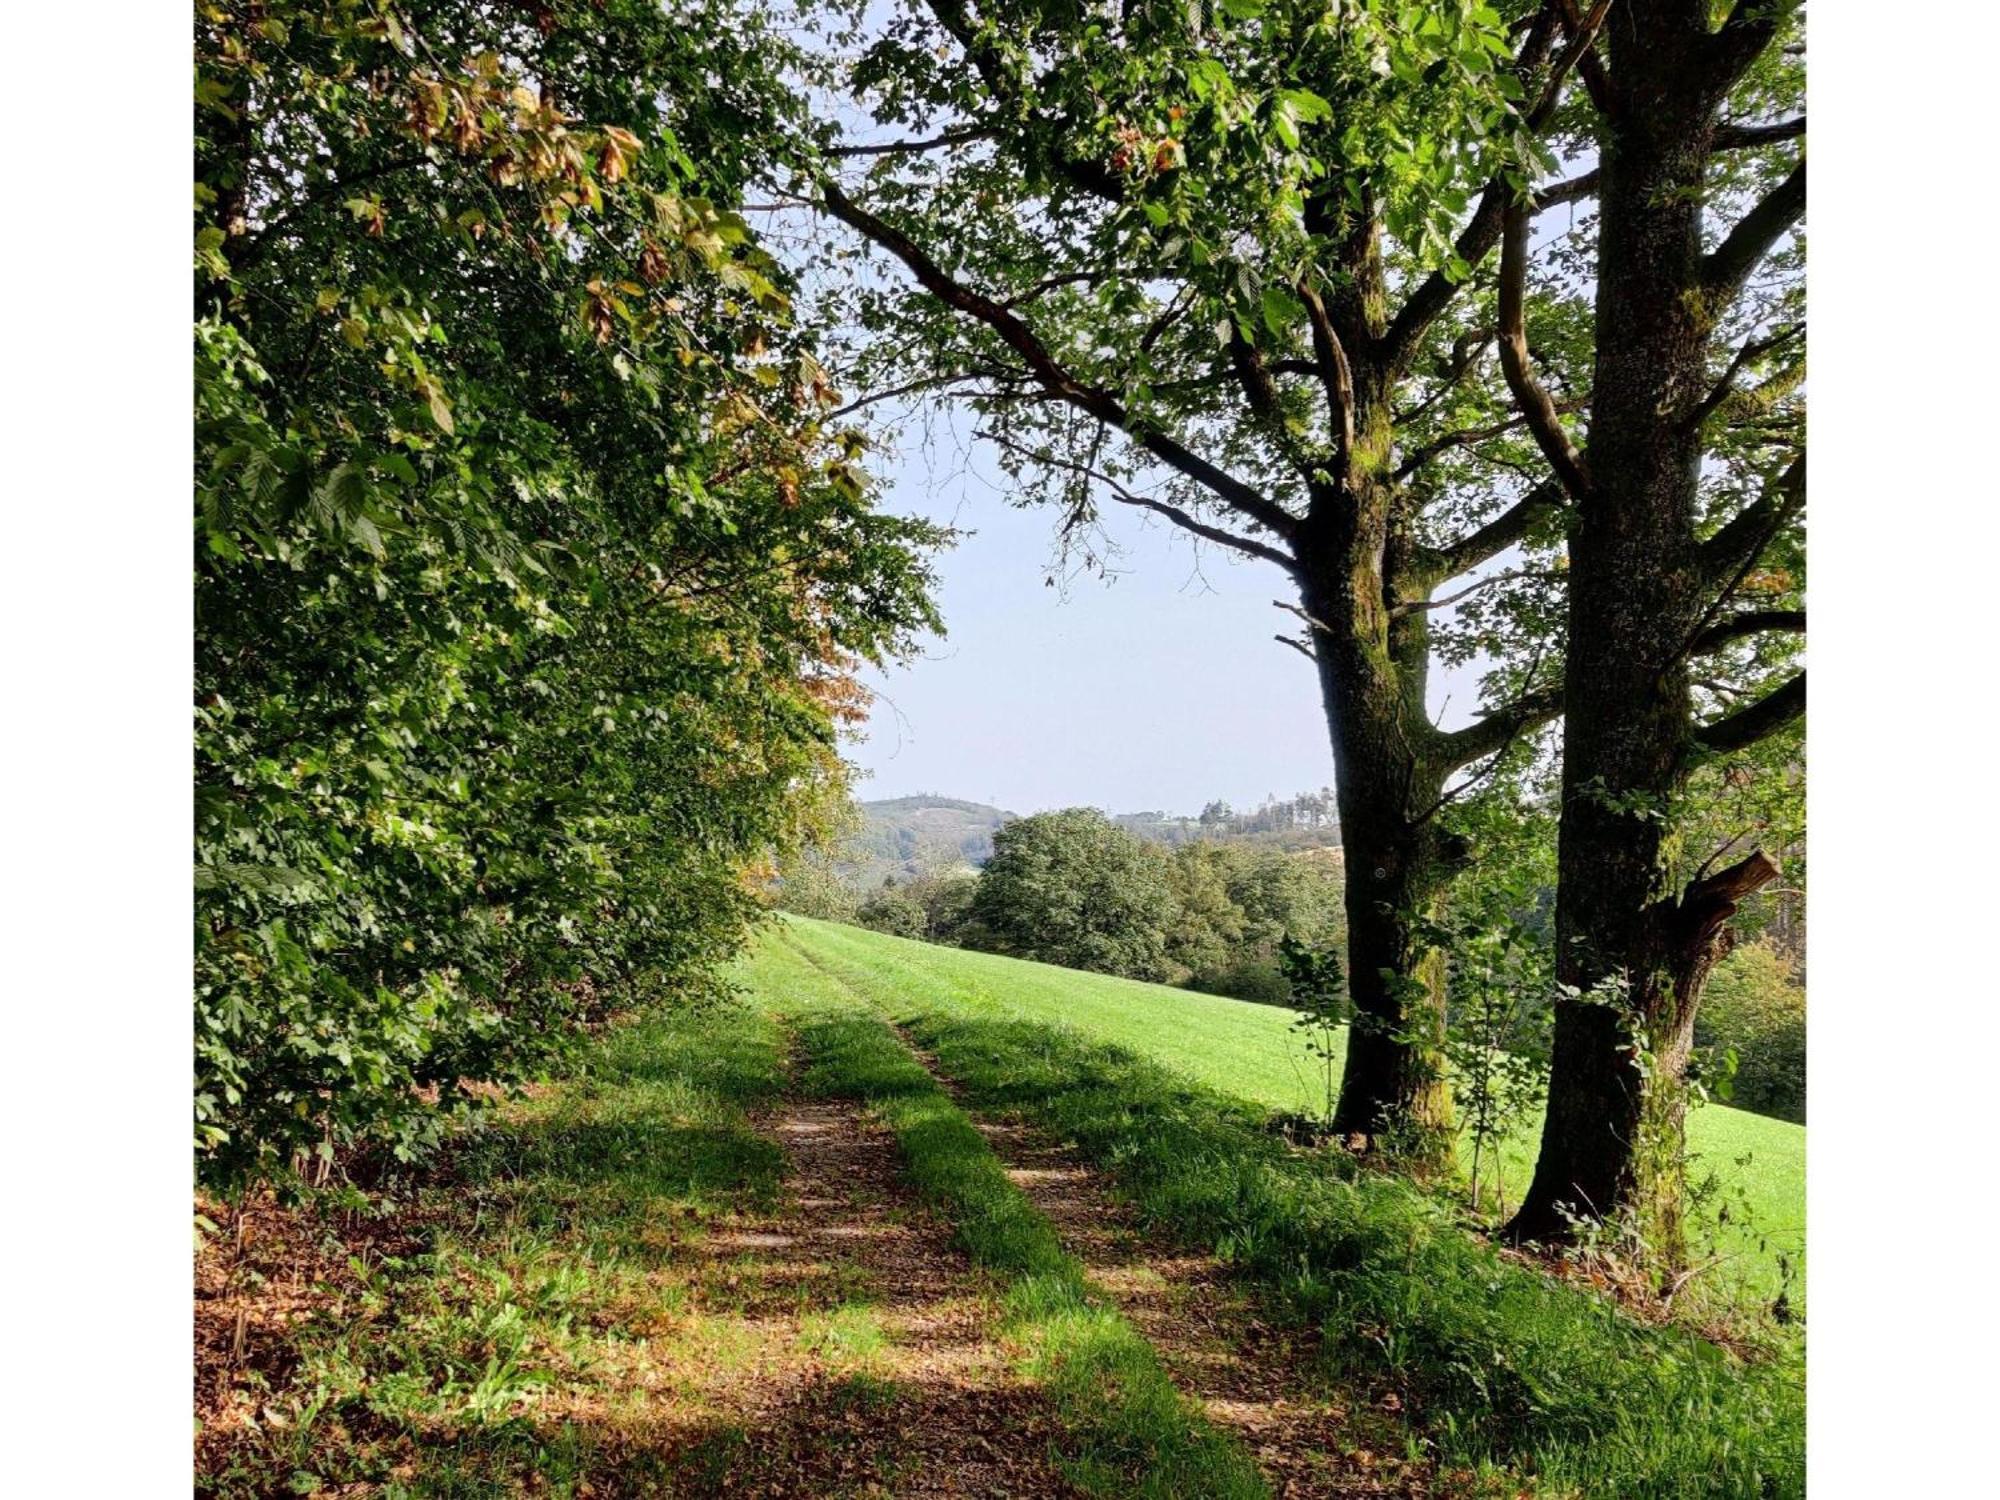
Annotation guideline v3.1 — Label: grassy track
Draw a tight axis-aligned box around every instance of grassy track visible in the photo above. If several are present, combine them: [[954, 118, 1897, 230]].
[[743, 937, 1268, 1499], [770, 916, 1805, 1500], [779, 915, 1803, 1308]]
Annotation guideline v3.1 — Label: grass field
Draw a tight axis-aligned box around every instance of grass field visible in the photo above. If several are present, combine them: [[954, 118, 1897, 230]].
[[196, 920, 1804, 1497], [774, 915, 1804, 1309], [766, 917, 1803, 1496]]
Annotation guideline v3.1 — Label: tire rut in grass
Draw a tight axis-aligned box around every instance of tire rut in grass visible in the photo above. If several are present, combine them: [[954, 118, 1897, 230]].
[[705, 1085, 1077, 1497], [887, 1036, 1428, 1500]]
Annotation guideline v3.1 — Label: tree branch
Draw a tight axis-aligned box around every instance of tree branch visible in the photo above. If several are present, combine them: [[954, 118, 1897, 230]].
[[920, 0, 1123, 203], [826, 127, 991, 157], [1499, 201, 1592, 500], [1395, 399, 1587, 481], [1428, 478, 1568, 578], [1691, 672, 1805, 755], [827, 370, 1018, 422], [1536, 167, 1601, 211], [1703, 159, 1806, 305], [1297, 281, 1357, 468], [1227, 324, 1309, 475], [1438, 680, 1565, 771], [1700, 452, 1804, 583], [1554, 0, 1616, 117], [979, 429, 1300, 575], [1691, 322, 1804, 428], [1689, 609, 1805, 655], [1707, 0, 1795, 89], [1668, 847, 1782, 948], [1379, 5, 1575, 370], [1392, 566, 1552, 618], [820, 179, 1300, 542], [1714, 116, 1805, 151]]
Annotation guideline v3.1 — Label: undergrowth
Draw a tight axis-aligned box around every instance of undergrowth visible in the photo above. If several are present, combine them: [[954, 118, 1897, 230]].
[[196, 1000, 792, 1497]]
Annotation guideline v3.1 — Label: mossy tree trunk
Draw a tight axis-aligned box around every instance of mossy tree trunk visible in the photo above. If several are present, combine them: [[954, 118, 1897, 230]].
[[1503, 0, 1805, 1253]]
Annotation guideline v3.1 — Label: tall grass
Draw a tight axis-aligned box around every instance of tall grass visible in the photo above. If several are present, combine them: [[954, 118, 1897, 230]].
[[199, 1000, 795, 1496]]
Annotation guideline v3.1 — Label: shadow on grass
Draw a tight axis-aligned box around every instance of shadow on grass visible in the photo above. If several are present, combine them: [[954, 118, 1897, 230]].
[[226, 1363, 1075, 1499], [878, 1008, 1806, 1500]]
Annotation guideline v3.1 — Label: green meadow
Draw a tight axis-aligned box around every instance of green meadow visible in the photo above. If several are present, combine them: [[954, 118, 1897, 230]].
[[773, 915, 1804, 1308]]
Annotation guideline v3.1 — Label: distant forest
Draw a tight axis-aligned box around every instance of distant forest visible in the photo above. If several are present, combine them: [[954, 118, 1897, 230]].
[[833, 789, 1342, 888]]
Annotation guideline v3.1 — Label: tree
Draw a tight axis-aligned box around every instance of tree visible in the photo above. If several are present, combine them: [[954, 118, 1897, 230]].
[[1504, 0, 1805, 1250], [967, 809, 1177, 979], [1696, 942, 1806, 1124], [857, 884, 928, 938], [193, 0, 941, 1193], [1164, 843, 1250, 981], [801, 0, 1620, 1162]]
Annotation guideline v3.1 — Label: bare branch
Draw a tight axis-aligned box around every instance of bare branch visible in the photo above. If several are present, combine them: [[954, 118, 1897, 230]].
[[826, 127, 991, 157], [1703, 159, 1806, 306], [1499, 201, 1592, 500], [1691, 672, 1805, 755], [827, 370, 1017, 422], [820, 180, 1300, 542]]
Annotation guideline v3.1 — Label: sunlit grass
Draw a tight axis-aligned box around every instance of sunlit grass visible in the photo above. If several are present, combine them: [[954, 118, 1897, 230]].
[[770, 917, 1804, 1500], [778, 914, 1803, 1308], [748, 936, 1269, 1499]]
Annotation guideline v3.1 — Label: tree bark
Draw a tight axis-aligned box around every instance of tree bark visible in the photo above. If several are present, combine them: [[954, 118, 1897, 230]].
[[1298, 457, 1459, 1168], [1506, 1, 1797, 1254]]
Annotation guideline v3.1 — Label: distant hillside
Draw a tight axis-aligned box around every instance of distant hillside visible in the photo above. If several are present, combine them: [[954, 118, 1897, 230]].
[[843, 795, 1015, 887], [842, 789, 1342, 890]]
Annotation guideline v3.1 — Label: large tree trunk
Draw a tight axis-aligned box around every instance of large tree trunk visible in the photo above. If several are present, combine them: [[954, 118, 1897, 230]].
[[1300, 469, 1458, 1168], [1507, 3, 1784, 1253]]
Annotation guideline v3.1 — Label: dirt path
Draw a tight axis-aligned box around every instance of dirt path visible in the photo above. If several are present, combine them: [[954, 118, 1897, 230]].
[[694, 1087, 1079, 1498], [824, 1005, 1429, 1500], [967, 1117, 1436, 1498]]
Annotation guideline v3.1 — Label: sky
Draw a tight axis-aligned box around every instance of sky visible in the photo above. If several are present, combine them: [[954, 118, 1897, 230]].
[[845, 408, 1490, 817]]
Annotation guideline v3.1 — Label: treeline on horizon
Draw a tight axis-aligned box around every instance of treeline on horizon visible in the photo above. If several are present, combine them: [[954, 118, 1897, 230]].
[[786, 805, 1346, 1003]]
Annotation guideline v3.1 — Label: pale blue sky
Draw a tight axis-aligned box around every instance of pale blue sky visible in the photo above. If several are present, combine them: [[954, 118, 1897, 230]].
[[847, 409, 1489, 816]]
